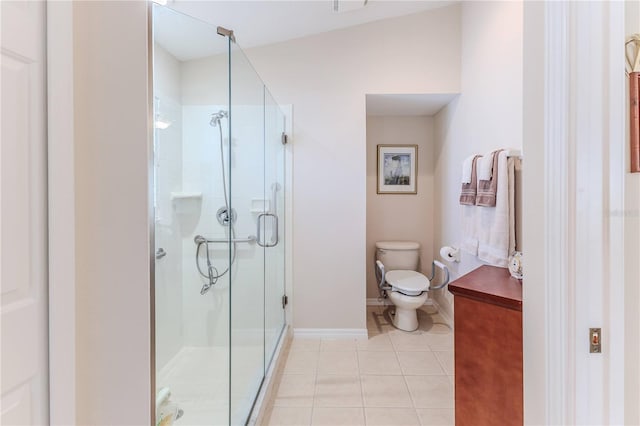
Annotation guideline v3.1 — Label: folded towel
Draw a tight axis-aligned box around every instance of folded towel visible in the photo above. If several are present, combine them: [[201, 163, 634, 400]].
[[461, 155, 476, 184], [477, 151, 495, 181], [459, 155, 481, 205], [476, 150, 503, 207]]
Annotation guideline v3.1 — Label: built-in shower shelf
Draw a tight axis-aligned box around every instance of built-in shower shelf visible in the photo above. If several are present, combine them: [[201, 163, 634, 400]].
[[250, 199, 270, 213], [170, 192, 203, 201]]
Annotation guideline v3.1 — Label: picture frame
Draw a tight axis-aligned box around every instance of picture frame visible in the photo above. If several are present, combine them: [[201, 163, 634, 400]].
[[376, 144, 418, 194]]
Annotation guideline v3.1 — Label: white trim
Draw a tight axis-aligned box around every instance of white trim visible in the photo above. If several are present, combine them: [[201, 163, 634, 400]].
[[573, 4, 607, 421], [365, 297, 435, 307], [46, 2, 76, 424], [543, 2, 572, 423], [605, 2, 626, 423], [293, 328, 368, 340], [530, 2, 628, 424], [367, 297, 437, 306], [432, 297, 453, 328], [365, 298, 392, 306], [283, 105, 294, 327], [365, 297, 452, 327]]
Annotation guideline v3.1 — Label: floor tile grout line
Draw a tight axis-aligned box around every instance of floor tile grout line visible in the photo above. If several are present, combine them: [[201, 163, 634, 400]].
[[356, 350, 365, 415], [310, 343, 319, 426], [354, 340, 366, 414], [432, 350, 451, 376], [270, 309, 454, 425], [397, 348, 419, 410], [391, 334, 413, 380]]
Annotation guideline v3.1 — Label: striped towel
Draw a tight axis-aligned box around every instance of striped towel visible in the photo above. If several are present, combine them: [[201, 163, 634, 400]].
[[476, 149, 503, 207], [459, 155, 481, 205]]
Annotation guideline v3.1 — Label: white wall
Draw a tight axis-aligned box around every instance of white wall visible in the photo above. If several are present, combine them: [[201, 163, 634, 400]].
[[432, 1, 523, 318], [158, 14, 286, 369], [180, 104, 230, 348], [180, 56, 227, 106], [625, 0, 640, 422], [366, 115, 435, 300], [241, 6, 462, 331], [179, 104, 272, 348], [180, 57, 286, 347], [47, 2, 77, 423], [179, 41, 269, 345], [72, 2, 151, 424]]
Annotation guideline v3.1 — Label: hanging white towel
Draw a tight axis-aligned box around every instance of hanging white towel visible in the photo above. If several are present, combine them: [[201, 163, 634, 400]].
[[460, 204, 479, 256], [477, 151, 495, 181], [461, 155, 476, 184], [476, 151, 515, 266]]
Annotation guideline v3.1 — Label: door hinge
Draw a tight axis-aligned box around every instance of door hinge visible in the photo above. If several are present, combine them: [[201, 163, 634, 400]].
[[281, 132, 288, 145], [282, 295, 288, 309]]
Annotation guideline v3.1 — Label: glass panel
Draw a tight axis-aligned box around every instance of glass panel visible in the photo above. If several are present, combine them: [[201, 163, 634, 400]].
[[264, 87, 286, 367], [152, 5, 230, 426], [229, 43, 266, 425], [154, 6, 288, 425]]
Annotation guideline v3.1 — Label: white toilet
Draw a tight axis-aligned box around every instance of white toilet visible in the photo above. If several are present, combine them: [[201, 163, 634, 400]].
[[375, 241, 431, 332]]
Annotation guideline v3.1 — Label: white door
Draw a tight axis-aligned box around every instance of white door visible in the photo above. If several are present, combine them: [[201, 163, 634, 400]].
[[1, 1, 49, 424]]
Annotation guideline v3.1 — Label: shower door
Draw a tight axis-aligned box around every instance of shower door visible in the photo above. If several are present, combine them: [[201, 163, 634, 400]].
[[228, 41, 287, 425], [263, 87, 286, 370], [153, 5, 286, 425]]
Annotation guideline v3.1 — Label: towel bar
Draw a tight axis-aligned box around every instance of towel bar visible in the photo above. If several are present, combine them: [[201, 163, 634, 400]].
[[506, 149, 522, 159]]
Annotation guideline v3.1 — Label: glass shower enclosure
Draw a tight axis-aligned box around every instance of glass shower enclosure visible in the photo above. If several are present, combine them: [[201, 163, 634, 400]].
[[152, 5, 287, 425]]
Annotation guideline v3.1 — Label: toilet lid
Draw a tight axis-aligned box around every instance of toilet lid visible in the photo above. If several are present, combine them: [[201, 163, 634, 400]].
[[385, 270, 430, 296]]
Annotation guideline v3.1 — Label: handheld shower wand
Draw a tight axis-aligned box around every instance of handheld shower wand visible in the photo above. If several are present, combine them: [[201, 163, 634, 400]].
[[195, 109, 235, 296], [209, 110, 228, 127]]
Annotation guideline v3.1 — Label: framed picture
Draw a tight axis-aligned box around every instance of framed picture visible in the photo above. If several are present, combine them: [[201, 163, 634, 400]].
[[377, 144, 418, 194]]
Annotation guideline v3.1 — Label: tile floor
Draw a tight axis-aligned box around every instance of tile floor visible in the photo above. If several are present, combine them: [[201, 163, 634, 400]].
[[263, 305, 455, 426], [158, 345, 264, 425]]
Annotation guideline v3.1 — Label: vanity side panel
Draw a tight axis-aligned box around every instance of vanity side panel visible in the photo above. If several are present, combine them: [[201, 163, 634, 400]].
[[454, 295, 523, 426]]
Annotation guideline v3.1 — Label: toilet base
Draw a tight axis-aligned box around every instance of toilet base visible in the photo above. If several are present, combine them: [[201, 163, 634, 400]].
[[387, 291, 429, 332], [391, 306, 420, 331]]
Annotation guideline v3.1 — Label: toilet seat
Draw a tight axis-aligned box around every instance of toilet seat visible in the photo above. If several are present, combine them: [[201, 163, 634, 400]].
[[385, 270, 430, 296]]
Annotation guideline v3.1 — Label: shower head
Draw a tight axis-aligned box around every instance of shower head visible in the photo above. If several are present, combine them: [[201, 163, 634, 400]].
[[209, 110, 228, 127]]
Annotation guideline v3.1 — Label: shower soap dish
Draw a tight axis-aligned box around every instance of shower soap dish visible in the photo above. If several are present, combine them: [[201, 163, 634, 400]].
[[170, 192, 202, 201], [250, 199, 270, 213]]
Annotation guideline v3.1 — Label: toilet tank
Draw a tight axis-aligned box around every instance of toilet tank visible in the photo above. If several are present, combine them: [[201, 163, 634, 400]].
[[375, 241, 420, 271]]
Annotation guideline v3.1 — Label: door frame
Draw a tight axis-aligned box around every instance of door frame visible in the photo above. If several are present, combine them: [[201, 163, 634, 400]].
[[46, 2, 76, 425], [522, 1, 626, 424]]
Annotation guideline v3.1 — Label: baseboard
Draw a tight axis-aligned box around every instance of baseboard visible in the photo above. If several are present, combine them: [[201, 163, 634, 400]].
[[366, 297, 453, 327], [366, 298, 390, 306], [429, 298, 454, 327], [366, 298, 436, 307], [293, 328, 368, 340]]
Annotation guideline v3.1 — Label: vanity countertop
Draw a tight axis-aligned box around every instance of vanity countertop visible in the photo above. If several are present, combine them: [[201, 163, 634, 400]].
[[447, 265, 522, 311]]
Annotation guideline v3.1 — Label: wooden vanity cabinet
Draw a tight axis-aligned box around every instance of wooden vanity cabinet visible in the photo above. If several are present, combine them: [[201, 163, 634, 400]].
[[448, 265, 523, 426]]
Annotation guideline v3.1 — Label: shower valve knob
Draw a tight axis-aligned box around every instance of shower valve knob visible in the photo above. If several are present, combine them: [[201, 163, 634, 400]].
[[155, 248, 167, 259]]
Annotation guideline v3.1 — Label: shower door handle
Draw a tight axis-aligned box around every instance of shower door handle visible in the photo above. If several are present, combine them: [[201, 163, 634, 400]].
[[257, 213, 278, 248]]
